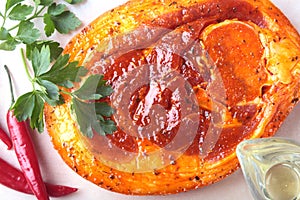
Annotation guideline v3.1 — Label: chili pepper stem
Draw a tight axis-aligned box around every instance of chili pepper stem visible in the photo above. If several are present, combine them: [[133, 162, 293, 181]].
[[0, 66, 14, 150], [4, 65, 15, 106]]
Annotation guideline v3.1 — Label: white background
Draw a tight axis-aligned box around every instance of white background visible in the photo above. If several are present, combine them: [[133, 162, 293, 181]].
[[0, 0, 299, 199]]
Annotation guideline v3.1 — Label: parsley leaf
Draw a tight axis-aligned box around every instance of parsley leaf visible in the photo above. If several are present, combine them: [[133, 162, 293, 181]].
[[72, 75, 103, 100], [71, 99, 97, 138], [39, 79, 60, 101], [64, 0, 84, 4], [0, 37, 19, 50], [29, 92, 45, 133], [0, 28, 18, 50], [43, 13, 55, 37], [71, 74, 116, 137], [5, 0, 24, 11], [71, 99, 116, 137], [97, 83, 114, 97], [95, 102, 114, 117], [32, 45, 50, 76], [40, 54, 88, 88], [26, 40, 63, 61], [16, 21, 40, 44], [12, 91, 36, 122], [8, 3, 34, 21], [12, 91, 45, 133], [50, 11, 81, 34], [99, 119, 116, 135], [48, 3, 66, 16], [43, 3, 67, 36], [38, 0, 53, 6], [0, 27, 11, 40]]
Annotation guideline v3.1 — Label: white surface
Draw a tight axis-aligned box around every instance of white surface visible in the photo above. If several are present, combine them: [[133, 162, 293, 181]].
[[0, 0, 299, 199]]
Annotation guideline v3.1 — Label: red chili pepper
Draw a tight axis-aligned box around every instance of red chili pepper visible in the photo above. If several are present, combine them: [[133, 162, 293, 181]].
[[0, 126, 12, 149], [6, 110, 50, 200], [0, 157, 78, 197], [44, 184, 78, 197], [4, 65, 49, 200]]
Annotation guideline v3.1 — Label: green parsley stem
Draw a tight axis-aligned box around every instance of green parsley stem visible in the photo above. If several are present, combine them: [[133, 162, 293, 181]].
[[6, 6, 46, 32], [7, 23, 19, 32], [60, 89, 73, 97], [60, 89, 85, 104], [1, 9, 7, 27], [22, 5, 46, 25], [0, 12, 4, 20], [20, 48, 34, 87], [34, 6, 46, 19]]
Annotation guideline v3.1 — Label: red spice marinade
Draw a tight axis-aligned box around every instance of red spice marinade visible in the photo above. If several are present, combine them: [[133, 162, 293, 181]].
[[82, 0, 267, 162]]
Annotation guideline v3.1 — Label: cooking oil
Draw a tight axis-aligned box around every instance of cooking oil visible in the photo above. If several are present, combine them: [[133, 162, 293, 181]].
[[236, 137, 300, 200], [265, 163, 300, 200]]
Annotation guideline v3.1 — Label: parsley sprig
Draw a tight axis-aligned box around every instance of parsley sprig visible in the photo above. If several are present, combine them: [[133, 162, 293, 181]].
[[1, 0, 116, 137], [13, 46, 116, 136], [71, 75, 116, 137], [0, 0, 82, 50]]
